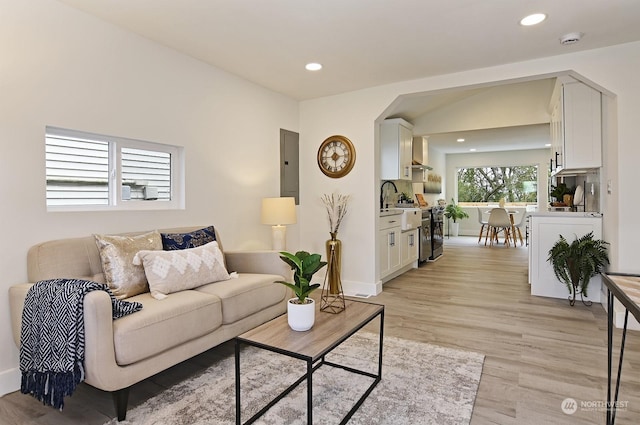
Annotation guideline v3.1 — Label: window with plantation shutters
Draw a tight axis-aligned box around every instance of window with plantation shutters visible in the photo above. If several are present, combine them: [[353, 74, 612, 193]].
[[121, 147, 171, 201], [45, 127, 183, 211], [46, 135, 109, 206]]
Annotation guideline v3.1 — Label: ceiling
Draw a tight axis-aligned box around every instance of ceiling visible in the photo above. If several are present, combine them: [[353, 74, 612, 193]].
[[389, 77, 557, 153], [57, 0, 640, 101], [426, 124, 551, 154]]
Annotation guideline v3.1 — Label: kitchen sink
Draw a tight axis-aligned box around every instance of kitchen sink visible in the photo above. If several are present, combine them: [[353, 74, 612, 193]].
[[398, 207, 421, 230]]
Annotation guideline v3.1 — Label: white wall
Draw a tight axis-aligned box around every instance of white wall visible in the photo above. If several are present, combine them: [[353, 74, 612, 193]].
[[299, 41, 640, 300], [422, 147, 446, 206], [0, 0, 298, 394]]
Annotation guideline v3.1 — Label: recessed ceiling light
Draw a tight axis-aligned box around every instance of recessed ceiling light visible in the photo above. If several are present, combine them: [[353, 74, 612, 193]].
[[305, 62, 322, 71], [456, 138, 465, 143], [545, 143, 551, 147], [520, 13, 546, 26], [469, 148, 477, 152]]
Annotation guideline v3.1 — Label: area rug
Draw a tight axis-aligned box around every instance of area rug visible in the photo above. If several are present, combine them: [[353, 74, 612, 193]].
[[105, 332, 484, 425]]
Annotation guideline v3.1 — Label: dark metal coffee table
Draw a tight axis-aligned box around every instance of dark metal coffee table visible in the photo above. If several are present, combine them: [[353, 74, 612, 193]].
[[235, 299, 384, 425]]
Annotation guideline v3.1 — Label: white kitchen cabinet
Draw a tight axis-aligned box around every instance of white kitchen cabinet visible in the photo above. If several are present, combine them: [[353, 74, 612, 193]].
[[381, 118, 413, 180], [529, 213, 603, 302], [379, 212, 419, 281], [379, 227, 401, 279], [550, 80, 602, 173], [401, 229, 419, 265]]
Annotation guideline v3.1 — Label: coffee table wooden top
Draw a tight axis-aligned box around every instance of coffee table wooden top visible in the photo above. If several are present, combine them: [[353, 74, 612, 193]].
[[237, 299, 383, 362], [603, 273, 640, 322]]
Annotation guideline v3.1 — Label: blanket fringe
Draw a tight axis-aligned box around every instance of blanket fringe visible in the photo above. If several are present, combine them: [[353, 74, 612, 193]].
[[21, 361, 84, 410]]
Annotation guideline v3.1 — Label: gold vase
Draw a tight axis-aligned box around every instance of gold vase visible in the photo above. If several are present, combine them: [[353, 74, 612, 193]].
[[321, 232, 345, 313]]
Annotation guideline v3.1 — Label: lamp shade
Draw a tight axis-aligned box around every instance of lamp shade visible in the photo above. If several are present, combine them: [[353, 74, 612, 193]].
[[261, 197, 297, 225]]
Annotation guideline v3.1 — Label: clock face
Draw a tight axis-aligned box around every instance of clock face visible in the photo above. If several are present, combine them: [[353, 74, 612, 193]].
[[317, 135, 356, 178]]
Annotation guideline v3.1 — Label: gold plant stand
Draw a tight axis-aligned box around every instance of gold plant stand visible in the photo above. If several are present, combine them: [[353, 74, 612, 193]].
[[321, 232, 346, 313]]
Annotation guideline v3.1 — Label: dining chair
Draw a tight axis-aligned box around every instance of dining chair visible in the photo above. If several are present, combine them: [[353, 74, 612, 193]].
[[477, 207, 489, 243], [513, 210, 528, 246], [485, 208, 513, 247]]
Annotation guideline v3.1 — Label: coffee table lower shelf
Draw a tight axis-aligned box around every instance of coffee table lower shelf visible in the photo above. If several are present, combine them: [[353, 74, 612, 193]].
[[234, 300, 384, 425]]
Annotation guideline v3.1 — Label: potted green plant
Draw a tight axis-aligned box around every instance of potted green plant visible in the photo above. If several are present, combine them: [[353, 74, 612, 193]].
[[547, 231, 609, 306], [444, 198, 469, 236], [276, 251, 327, 331], [397, 192, 414, 206], [550, 183, 576, 206]]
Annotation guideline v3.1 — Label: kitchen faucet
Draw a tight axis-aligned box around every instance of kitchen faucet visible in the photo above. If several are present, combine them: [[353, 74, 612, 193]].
[[380, 180, 398, 209]]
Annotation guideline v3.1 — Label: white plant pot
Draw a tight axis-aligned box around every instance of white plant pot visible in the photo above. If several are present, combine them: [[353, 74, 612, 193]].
[[451, 222, 459, 237], [287, 298, 315, 331]]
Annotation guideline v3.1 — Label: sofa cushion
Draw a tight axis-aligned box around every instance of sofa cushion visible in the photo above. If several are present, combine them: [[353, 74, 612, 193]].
[[134, 241, 231, 300], [94, 230, 163, 299], [161, 226, 217, 251], [196, 273, 287, 324], [112, 290, 223, 365]]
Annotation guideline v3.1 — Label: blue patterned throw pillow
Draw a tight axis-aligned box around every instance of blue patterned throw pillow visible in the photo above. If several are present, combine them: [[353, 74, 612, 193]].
[[161, 226, 216, 250]]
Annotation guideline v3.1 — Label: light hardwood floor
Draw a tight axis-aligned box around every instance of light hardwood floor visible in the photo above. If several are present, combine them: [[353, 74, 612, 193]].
[[377, 237, 640, 424], [1, 237, 639, 424]]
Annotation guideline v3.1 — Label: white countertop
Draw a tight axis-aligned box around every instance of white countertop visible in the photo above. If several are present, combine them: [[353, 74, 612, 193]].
[[530, 211, 602, 218], [379, 207, 421, 217], [379, 208, 403, 217]]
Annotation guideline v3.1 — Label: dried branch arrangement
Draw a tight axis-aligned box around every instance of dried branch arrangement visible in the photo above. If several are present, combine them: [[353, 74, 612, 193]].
[[321, 193, 350, 233]]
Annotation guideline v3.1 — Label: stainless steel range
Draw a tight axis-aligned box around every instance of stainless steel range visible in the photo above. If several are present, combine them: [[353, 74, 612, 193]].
[[418, 208, 432, 262], [429, 206, 444, 260]]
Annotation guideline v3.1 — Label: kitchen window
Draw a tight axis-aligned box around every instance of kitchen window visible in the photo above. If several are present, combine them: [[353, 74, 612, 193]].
[[457, 165, 538, 204], [45, 126, 184, 211]]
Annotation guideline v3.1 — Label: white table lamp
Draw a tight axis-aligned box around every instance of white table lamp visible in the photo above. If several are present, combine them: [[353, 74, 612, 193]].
[[261, 197, 296, 251]]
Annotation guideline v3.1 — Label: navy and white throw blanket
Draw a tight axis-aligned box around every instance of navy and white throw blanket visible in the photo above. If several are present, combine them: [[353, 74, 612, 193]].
[[20, 278, 143, 410]]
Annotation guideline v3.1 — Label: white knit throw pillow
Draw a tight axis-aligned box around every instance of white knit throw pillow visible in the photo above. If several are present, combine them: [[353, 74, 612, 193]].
[[133, 241, 231, 300]]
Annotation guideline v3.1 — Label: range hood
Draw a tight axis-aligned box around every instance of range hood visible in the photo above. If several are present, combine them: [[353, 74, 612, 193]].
[[411, 163, 433, 170], [551, 167, 599, 177], [412, 136, 432, 170]]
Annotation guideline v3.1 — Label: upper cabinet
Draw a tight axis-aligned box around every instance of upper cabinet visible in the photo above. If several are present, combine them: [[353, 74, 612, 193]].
[[381, 118, 413, 180], [550, 79, 602, 174]]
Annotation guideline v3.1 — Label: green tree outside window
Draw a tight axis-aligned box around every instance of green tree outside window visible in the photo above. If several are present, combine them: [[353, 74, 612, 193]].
[[457, 166, 538, 203]]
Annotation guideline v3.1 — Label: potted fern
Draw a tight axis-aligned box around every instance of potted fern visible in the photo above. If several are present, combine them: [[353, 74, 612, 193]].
[[276, 251, 327, 331], [547, 232, 609, 306], [444, 198, 469, 237]]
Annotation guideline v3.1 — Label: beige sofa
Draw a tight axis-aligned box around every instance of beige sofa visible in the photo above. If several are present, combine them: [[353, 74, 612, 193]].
[[9, 227, 290, 421]]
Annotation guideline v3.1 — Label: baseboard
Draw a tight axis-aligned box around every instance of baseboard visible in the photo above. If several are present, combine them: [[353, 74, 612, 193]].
[[342, 279, 382, 298], [600, 286, 640, 330], [0, 367, 20, 397]]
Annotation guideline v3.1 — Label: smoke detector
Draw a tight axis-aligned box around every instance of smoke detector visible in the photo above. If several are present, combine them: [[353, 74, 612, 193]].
[[560, 32, 583, 45]]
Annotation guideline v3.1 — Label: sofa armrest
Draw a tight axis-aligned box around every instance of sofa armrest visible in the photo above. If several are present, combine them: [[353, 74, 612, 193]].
[[10, 282, 122, 390], [8, 284, 118, 386], [9, 283, 33, 347], [224, 250, 292, 280], [81, 290, 122, 390]]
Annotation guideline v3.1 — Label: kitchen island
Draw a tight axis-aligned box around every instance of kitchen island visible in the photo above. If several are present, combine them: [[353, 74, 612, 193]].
[[528, 212, 603, 303]]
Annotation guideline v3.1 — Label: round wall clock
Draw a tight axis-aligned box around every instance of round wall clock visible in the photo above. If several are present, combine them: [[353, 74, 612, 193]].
[[317, 135, 356, 178]]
